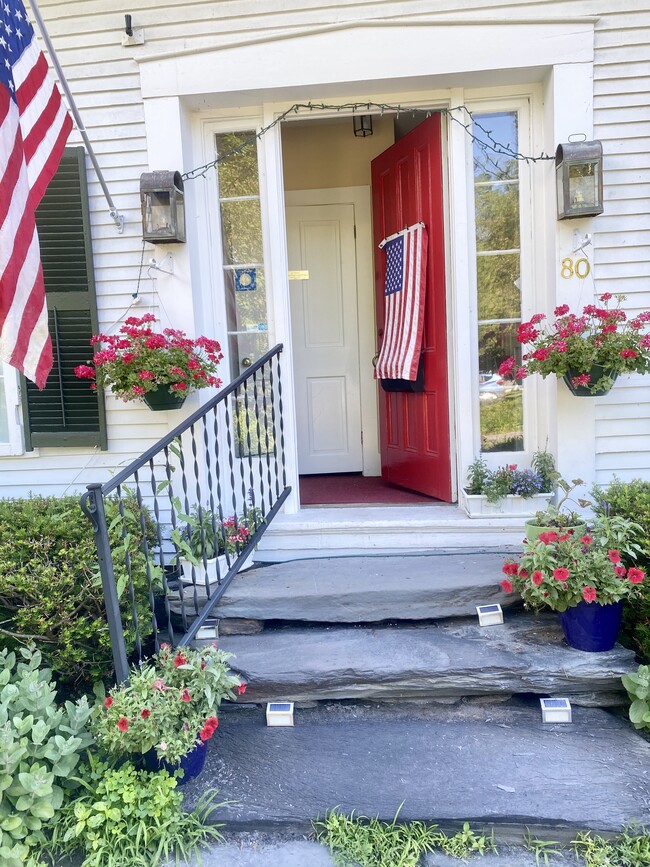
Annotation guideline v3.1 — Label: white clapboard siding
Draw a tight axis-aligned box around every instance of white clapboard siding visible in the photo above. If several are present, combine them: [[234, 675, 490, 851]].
[[0, 0, 647, 497]]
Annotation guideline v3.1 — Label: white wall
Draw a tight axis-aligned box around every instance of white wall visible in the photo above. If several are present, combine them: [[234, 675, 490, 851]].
[[2, 0, 647, 498]]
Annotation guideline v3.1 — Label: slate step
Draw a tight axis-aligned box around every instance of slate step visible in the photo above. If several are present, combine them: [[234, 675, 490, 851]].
[[171, 552, 521, 624], [219, 611, 637, 707], [182, 699, 650, 838]]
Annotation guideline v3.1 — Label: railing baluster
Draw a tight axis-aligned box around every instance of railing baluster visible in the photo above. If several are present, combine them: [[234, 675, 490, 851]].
[[82, 345, 290, 681]]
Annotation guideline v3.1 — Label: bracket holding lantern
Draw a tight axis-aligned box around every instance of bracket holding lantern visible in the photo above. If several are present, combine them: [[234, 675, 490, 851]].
[[555, 139, 603, 220], [140, 170, 186, 243]]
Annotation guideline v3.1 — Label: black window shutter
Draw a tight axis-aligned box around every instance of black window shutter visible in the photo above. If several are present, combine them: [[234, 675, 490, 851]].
[[22, 147, 107, 450]]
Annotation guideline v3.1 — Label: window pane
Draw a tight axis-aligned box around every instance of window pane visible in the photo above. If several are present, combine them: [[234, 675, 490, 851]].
[[473, 113, 519, 182], [475, 183, 520, 251], [478, 322, 523, 453], [215, 133, 259, 197], [0, 375, 9, 443], [227, 330, 270, 380], [224, 268, 268, 333], [477, 253, 520, 321], [220, 200, 263, 265]]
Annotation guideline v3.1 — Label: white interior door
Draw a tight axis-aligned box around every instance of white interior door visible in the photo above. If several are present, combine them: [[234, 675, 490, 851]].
[[287, 203, 363, 474]]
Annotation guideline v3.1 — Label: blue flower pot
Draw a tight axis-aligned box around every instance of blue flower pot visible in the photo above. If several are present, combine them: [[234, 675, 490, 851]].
[[143, 737, 207, 784], [558, 600, 624, 652]]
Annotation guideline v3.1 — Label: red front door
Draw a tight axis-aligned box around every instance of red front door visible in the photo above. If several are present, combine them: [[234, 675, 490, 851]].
[[371, 113, 451, 501]]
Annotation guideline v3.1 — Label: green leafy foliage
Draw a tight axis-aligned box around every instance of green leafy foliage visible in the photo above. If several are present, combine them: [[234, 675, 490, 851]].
[[313, 810, 496, 866], [572, 827, 650, 866], [0, 645, 92, 867], [465, 451, 554, 503], [0, 493, 159, 691], [42, 757, 225, 867], [592, 478, 650, 659], [622, 664, 650, 731]]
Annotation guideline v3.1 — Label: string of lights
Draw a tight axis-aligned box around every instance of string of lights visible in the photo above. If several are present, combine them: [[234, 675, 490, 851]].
[[182, 101, 554, 182]]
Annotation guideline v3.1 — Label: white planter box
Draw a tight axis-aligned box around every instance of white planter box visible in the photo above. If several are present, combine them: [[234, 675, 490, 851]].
[[461, 491, 552, 519], [180, 552, 252, 585]]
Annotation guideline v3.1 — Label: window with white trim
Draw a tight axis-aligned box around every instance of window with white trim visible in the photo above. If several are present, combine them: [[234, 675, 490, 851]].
[[473, 111, 524, 453]]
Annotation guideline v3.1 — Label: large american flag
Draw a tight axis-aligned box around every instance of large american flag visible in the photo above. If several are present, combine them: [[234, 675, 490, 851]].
[[374, 222, 428, 381], [0, 0, 72, 388]]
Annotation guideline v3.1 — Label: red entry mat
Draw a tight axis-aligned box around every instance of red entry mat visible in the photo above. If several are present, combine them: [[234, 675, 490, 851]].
[[299, 474, 436, 506]]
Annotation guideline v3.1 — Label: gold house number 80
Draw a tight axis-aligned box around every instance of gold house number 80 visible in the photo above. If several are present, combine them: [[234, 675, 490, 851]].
[[561, 257, 591, 279]]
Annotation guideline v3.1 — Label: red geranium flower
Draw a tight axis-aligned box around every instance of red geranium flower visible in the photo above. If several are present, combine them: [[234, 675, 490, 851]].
[[583, 586, 597, 603], [500, 579, 513, 594], [117, 717, 129, 732]]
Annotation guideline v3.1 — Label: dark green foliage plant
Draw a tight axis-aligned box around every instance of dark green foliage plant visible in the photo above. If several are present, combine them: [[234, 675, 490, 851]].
[[0, 493, 159, 691], [591, 477, 650, 659], [465, 451, 554, 503], [0, 645, 93, 867], [41, 757, 225, 867]]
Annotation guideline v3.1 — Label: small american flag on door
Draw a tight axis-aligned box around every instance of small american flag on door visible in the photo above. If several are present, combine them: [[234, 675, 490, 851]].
[[374, 222, 428, 381]]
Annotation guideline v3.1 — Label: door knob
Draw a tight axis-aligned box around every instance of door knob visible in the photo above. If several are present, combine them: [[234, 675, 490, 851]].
[[241, 356, 252, 368]]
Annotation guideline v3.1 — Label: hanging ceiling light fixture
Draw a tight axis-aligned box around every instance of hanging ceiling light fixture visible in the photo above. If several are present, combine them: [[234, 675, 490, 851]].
[[353, 115, 373, 137]]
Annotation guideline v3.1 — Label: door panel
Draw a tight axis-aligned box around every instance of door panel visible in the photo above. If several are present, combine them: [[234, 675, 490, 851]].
[[371, 113, 452, 501], [287, 203, 363, 474]]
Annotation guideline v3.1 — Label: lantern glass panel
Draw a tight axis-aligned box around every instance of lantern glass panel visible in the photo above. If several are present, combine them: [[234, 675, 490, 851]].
[[568, 161, 599, 210], [144, 191, 172, 237]]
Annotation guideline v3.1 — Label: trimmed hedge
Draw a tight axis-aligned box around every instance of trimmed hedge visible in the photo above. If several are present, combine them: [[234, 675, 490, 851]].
[[0, 494, 157, 693], [592, 478, 650, 659]]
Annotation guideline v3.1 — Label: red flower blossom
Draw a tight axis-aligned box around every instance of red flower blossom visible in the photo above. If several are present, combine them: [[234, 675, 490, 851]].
[[583, 586, 597, 603], [104, 696, 113, 709], [614, 565, 627, 578], [181, 688, 191, 703], [500, 579, 514, 594], [117, 717, 129, 732], [237, 683, 247, 695], [628, 568, 645, 584], [140, 709, 151, 719], [553, 568, 569, 582], [581, 535, 593, 545], [532, 571, 544, 586], [502, 562, 519, 576], [174, 652, 188, 668], [518, 568, 529, 579], [608, 550, 621, 564]]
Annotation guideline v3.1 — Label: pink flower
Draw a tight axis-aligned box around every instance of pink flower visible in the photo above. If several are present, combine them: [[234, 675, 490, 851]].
[[237, 683, 247, 696], [138, 370, 155, 380], [132, 385, 146, 396], [532, 571, 544, 586], [581, 535, 593, 545], [174, 652, 188, 668], [117, 717, 129, 732], [608, 550, 621, 564], [620, 349, 637, 359], [145, 334, 167, 350], [498, 357, 515, 377], [614, 565, 627, 578], [571, 374, 591, 387], [104, 696, 113, 709], [181, 688, 191, 703], [583, 586, 597, 603], [500, 579, 513, 594], [74, 364, 96, 380], [628, 568, 645, 584], [554, 304, 570, 316], [553, 568, 569, 582], [153, 678, 166, 690], [502, 562, 519, 576]]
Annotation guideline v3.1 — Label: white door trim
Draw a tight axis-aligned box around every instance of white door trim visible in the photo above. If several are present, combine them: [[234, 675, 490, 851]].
[[286, 186, 380, 476]]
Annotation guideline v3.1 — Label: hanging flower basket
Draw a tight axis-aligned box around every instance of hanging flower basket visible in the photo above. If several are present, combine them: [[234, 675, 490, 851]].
[[498, 294, 650, 395], [143, 389, 187, 411], [563, 365, 618, 397]]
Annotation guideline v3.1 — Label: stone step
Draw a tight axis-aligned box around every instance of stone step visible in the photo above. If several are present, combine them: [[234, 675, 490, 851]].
[[254, 505, 527, 561], [182, 699, 650, 838], [172, 551, 521, 624], [218, 611, 637, 707]]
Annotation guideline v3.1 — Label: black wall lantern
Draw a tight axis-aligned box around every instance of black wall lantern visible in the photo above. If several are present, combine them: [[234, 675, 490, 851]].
[[555, 139, 603, 220], [140, 170, 186, 243], [353, 115, 373, 137]]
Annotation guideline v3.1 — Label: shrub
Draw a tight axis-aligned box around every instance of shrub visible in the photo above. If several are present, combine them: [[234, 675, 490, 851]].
[[591, 478, 650, 659], [0, 645, 93, 867], [44, 757, 224, 867], [0, 493, 158, 692]]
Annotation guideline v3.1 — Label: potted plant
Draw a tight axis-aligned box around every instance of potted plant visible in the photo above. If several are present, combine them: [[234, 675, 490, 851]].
[[498, 293, 650, 396], [499, 514, 645, 651], [461, 450, 555, 518], [523, 475, 590, 542], [74, 313, 223, 410], [173, 503, 263, 585], [92, 643, 247, 782]]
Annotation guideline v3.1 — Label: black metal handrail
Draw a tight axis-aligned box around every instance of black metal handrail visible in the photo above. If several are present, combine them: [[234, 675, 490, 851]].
[[81, 343, 290, 682]]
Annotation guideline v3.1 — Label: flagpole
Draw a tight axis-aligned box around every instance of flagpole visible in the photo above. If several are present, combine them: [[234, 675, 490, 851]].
[[27, 0, 125, 234]]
